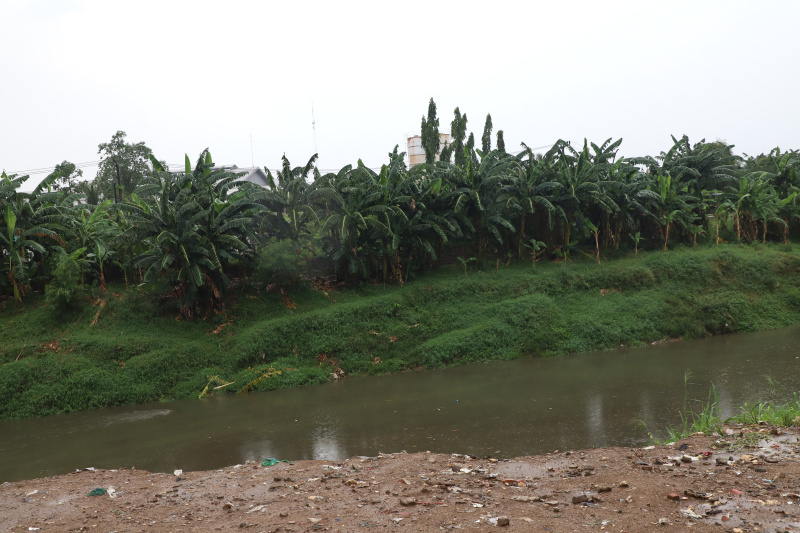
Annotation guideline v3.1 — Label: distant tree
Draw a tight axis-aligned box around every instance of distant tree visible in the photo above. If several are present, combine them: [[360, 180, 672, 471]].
[[451, 107, 469, 168], [95, 131, 154, 202], [496, 130, 506, 154], [481, 114, 493, 153], [439, 142, 452, 164], [53, 161, 83, 194], [420, 98, 440, 165], [74, 180, 101, 205], [466, 132, 477, 165]]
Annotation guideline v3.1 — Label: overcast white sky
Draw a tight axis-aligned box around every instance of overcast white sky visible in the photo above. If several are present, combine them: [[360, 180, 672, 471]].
[[2, 0, 798, 188]]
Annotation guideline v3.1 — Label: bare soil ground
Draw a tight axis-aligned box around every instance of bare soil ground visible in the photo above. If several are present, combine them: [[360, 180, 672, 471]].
[[2, 426, 799, 533]]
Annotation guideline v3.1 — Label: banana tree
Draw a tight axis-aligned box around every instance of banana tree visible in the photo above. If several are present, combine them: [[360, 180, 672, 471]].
[[314, 160, 406, 281], [0, 170, 64, 301], [261, 154, 319, 243], [125, 151, 264, 316], [67, 199, 117, 291], [650, 173, 697, 251], [444, 150, 517, 262], [501, 147, 557, 259], [2, 204, 58, 302], [547, 139, 619, 249]]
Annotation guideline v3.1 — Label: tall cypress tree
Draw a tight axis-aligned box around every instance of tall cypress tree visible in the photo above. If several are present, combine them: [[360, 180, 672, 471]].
[[420, 98, 440, 165], [481, 114, 493, 153], [466, 132, 476, 166], [451, 107, 468, 168]]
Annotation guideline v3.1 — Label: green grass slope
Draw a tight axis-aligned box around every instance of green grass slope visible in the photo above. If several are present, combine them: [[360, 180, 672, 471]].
[[2, 244, 800, 420]]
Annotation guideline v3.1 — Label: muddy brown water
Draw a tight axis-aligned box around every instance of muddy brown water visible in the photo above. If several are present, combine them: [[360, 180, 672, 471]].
[[2, 326, 800, 482]]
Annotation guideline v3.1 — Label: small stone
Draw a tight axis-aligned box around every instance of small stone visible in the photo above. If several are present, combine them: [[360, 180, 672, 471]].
[[496, 516, 510, 527], [754, 467, 767, 473], [399, 497, 416, 506], [597, 485, 612, 493], [279, 512, 288, 518], [572, 494, 589, 504], [308, 517, 321, 524], [222, 502, 233, 511], [667, 493, 680, 501], [619, 481, 629, 488], [716, 458, 727, 466], [427, 456, 436, 463]]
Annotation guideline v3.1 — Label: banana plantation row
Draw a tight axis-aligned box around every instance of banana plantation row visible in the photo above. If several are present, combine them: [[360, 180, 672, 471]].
[[2, 134, 799, 317]]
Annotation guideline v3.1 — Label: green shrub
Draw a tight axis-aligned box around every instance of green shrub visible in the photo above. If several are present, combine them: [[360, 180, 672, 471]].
[[45, 250, 86, 311]]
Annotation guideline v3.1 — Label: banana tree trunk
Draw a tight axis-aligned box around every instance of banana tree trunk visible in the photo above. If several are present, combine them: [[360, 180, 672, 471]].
[[784, 219, 789, 245], [382, 246, 388, 284], [664, 222, 671, 252], [564, 211, 574, 248], [736, 212, 741, 242]]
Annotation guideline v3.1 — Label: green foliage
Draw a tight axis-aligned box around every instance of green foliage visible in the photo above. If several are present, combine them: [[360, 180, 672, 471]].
[[643, 377, 724, 443], [451, 108, 468, 168], [731, 393, 800, 426], [481, 113, 493, 153], [660, 384, 724, 443], [420, 98, 440, 165], [3, 246, 800, 420], [125, 149, 265, 317], [52, 160, 83, 194], [94, 131, 155, 202], [45, 248, 87, 310], [256, 238, 318, 285], [6, 120, 800, 421], [455, 256, 476, 276]]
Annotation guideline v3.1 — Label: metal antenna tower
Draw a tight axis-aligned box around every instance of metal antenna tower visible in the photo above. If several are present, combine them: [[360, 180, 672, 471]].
[[311, 101, 317, 154]]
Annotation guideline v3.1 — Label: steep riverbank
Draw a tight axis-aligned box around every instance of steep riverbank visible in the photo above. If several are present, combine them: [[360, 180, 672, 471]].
[[2, 426, 799, 532], [3, 245, 800, 420]]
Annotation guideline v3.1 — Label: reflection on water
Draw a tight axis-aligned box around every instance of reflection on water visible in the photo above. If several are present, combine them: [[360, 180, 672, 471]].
[[311, 425, 344, 461], [585, 393, 605, 443], [99, 409, 173, 427], [2, 325, 800, 482]]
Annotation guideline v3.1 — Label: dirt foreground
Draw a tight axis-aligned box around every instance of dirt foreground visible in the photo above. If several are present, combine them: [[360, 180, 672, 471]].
[[2, 426, 799, 533]]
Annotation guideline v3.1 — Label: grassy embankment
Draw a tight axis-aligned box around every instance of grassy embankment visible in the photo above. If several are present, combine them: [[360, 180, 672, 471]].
[[2, 244, 800, 421]]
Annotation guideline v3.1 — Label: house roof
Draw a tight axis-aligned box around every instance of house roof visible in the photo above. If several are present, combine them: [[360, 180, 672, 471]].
[[216, 165, 271, 188]]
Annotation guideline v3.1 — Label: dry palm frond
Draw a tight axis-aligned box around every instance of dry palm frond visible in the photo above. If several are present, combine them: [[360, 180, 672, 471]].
[[238, 367, 282, 395], [199, 375, 235, 398]]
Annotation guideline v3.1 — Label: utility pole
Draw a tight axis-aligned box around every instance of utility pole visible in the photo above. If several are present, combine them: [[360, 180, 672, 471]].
[[113, 158, 121, 204]]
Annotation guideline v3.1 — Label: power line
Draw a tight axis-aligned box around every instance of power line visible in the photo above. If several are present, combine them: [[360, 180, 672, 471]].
[[5, 159, 104, 176]]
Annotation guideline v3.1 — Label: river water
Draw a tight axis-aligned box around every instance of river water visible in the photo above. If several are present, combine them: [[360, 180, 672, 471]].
[[2, 327, 800, 482]]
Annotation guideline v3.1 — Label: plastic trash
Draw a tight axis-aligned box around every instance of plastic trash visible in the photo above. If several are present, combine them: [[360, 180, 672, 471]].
[[262, 458, 290, 467], [87, 488, 107, 496]]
